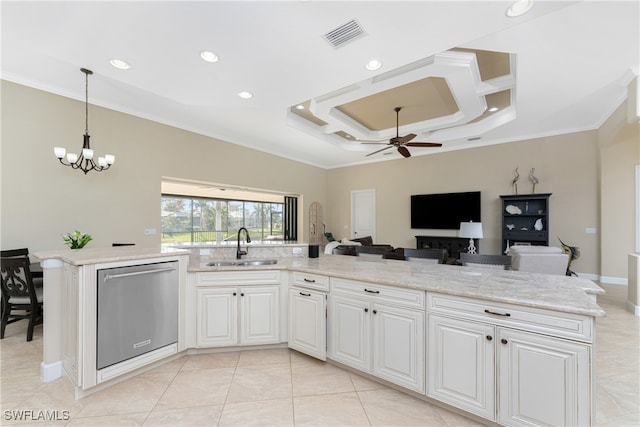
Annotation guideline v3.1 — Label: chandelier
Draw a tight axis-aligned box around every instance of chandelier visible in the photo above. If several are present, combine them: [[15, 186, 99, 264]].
[[54, 68, 115, 174]]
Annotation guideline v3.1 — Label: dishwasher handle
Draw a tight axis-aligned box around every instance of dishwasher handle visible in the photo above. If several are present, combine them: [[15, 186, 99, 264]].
[[103, 267, 176, 281]]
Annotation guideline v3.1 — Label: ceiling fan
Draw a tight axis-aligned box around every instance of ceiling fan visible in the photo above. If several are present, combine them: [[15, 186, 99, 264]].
[[363, 107, 442, 158]]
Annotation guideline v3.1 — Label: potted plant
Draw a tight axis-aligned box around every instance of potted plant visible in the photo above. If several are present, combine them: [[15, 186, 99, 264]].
[[63, 230, 92, 249]]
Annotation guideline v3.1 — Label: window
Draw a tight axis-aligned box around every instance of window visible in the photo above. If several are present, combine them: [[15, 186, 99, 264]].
[[161, 195, 284, 244]]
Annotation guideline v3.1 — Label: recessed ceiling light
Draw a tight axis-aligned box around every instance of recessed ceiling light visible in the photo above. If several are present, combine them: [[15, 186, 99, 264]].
[[200, 51, 219, 63], [365, 59, 382, 71], [295, 104, 305, 110], [488, 107, 499, 112], [109, 59, 130, 70], [237, 91, 253, 99], [506, 0, 534, 17]]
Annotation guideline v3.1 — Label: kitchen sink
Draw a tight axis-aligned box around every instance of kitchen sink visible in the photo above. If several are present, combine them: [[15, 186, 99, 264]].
[[207, 259, 278, 267]]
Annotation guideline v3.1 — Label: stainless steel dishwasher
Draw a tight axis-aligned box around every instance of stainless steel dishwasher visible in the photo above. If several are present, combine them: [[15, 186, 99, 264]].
[[96, 261, 178, 370]]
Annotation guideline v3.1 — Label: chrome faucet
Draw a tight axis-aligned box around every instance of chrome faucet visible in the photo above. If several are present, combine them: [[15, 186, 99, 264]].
[[236, 227, 251, 259]]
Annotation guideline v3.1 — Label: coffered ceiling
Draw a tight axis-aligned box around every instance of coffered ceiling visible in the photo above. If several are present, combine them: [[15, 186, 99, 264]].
[[1, 1, 638, 168]]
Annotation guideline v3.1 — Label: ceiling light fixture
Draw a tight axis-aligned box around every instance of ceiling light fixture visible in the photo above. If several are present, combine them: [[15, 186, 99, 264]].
[[109, 59, 130, 69], [200, 51, 219, 63], [54, 68, 115, 174], [488, 107, 499, 112], [365, 59, 382, 71], [506, 0, 534, 17], [237, 91, 253, 99], [295, 104, 305, 110]]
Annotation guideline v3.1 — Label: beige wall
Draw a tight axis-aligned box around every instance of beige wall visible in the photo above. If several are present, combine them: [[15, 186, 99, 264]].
[[0, 81, 327, 252], [326, 133, 601, 276], [599, 102, 640, 280], [3, 79, 634, 280]]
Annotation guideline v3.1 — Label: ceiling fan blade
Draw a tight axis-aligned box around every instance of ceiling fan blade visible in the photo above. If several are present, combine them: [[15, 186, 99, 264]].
[[405, 142, 443, 147], [397, 146, 411, 158], [366, 145, 394, 157], [360, 141, 390, 145]]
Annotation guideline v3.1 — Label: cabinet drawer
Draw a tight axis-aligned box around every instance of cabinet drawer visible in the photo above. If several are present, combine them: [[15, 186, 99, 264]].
[[426, 293, 593, 342], [196, 270, 280, 286], [331, 278, 424, 310], [292, 271, 329, 292], [504, 231, 547, 240]]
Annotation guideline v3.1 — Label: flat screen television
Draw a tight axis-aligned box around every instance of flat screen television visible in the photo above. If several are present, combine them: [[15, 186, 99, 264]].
[[411, 191, 481, 230]]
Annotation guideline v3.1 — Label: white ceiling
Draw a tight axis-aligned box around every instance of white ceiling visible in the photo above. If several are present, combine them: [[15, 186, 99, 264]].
[[2, 1, 638, 169]]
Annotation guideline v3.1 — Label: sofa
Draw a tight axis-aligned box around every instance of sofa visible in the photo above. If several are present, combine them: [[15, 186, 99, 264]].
[[509, 245, 569, 275], [325, 236, 394, 257]]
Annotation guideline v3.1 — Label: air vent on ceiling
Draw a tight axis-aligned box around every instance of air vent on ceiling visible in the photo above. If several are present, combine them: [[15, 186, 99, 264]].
[[323, 19, 366, 49], [467, 136, 482, 141]]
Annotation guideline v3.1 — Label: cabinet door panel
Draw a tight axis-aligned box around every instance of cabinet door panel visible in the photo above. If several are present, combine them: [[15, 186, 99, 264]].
[[329, 295, 370, 371], [62, 264, 80, 386], [428, 314, 496, 420], [498, 329, 591, 427], [288, 288, 326, 360], [241, 286, 280, 345], [196, 288, 237, 347], [374, 303, 425, 392]]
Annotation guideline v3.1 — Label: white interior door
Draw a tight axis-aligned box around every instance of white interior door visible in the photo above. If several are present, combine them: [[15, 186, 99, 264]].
[[351, 189, 376, 241]]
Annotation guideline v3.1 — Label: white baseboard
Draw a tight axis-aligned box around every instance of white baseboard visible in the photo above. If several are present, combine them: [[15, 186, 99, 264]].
[[576, 272, 600, 281], [41, 360, 62, 382], [575, 272, 628, 285], [599, 275, 629, 285], [626, 300, 640, 316]]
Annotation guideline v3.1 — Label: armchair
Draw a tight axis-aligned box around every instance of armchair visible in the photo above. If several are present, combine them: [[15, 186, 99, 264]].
[[509, 245, 569, 275]]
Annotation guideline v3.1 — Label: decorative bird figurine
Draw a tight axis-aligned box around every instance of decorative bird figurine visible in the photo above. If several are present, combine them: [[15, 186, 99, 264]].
[[558, 237, 580, 276], [512, 167, 520, 194], [529, 168, 539, 193]]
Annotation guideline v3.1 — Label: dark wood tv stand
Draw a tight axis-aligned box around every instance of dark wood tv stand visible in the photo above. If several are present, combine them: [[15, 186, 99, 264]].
[[415, 235, 475, 260]]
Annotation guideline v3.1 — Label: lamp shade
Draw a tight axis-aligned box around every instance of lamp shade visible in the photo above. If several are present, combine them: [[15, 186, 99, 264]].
[[459, 221, 483, 239]]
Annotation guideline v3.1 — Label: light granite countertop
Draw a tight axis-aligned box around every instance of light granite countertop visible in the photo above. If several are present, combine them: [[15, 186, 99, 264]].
[[34, 247, 605, 317], [33, 246, 190, 266], [191, 254, 606, 317]]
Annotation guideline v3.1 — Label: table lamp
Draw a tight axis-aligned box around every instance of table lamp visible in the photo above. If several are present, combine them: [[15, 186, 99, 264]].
[[459, 221, 483, 254]]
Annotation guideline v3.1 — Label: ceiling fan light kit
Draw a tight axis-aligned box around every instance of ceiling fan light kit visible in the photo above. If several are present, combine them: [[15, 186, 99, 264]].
[[365, 107, 442, 158]]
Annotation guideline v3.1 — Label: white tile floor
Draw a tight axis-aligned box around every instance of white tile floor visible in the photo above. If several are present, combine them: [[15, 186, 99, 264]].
[[1, 283, 638, 426]]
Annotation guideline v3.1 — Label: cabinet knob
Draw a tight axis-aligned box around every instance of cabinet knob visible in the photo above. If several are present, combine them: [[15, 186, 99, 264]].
[[233, 292, 237, 296], [486, 335, 493, 341], [364, 308, 369, 313], [501, 338, 508, 345], [372, 310, 377, 314], [241, 293, 245, 297]]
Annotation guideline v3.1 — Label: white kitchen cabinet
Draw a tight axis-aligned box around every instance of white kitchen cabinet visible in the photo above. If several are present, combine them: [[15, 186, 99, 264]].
[[427, 292, 593, 426], [288, 271, 329, 361], [330, 295, 370, 371], [197, 287, 237, 347], [428, 314, 495, 420], [497, 328, 591, 427], [241, 286, 280, 345], [329, 279, 425, 393], [373, 302, 424, 392], [288, 288, 327, 360], [197, 285, 279, 347]]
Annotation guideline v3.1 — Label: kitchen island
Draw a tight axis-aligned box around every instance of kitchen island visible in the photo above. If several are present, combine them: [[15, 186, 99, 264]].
[[189, 254, 604, 317], [33, 246, 190, 396], [35, 246, 604, 425]]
